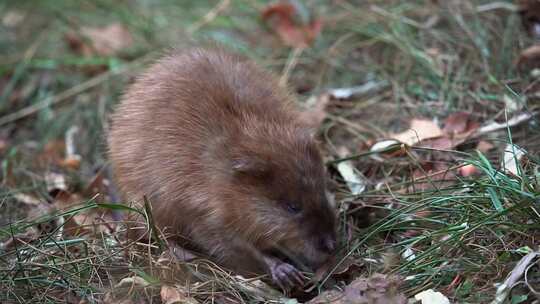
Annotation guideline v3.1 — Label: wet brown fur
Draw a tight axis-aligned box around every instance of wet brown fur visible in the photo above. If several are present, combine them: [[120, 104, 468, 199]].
[[108, 48, 336, 277]]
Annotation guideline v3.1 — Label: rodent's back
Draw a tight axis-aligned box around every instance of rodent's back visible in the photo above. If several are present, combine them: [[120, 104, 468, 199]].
[[108, 49, 299, 236]]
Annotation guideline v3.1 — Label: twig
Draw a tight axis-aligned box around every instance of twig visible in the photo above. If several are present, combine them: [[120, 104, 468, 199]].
[[279, 47, 304, 88], [475, 112, 537, 136], [0, 52, 156, 126], [187, 0, 231, 34], [491, 251, 539, 304]]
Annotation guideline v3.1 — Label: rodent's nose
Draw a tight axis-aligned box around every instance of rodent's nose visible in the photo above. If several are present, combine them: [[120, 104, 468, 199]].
[[318, 235, 336, 253]]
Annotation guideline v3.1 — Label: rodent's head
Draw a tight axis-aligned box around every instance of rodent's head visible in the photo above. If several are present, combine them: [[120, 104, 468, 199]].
[[222, 129, 337, 270]]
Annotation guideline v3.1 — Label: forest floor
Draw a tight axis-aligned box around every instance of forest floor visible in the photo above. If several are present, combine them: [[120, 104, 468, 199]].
[[0, 1, 539, 303]]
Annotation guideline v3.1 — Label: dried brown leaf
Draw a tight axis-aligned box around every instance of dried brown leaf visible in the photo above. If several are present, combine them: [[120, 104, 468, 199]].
[[476, 140, 494, 153], [161, 285, 198, 304], [308, 273, 406, 304], [443, 112, 469, 135], [65, 23, 133, 57], [391, 118, 443, 146], [458, 164, 479, 177], [261, 2, 322, 48]]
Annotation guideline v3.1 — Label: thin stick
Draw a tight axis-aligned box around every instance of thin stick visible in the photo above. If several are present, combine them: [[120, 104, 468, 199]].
[[279, 47, 304, 88], [187, 0, 231, 34], [0, 53, 156, 126], [475, 112, 537, 136]]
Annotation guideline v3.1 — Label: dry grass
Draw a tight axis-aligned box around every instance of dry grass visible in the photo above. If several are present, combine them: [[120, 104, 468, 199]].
[[1, 0, 539, 303]]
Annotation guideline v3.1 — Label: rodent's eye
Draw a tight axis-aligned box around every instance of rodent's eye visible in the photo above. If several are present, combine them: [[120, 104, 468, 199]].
[[285, 202, 302, 214]]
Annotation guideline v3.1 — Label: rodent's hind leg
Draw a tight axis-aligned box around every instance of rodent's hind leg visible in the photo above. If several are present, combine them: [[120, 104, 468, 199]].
[[262, 255, 305, 291]]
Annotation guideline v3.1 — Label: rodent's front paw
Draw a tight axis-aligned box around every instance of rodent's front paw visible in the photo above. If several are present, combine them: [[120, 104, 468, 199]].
[[270, 261, 305, 291]]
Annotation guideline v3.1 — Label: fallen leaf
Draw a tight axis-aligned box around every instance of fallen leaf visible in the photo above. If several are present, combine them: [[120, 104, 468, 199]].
[[61, 126, 82, 170], [261, 2, 322, 48], [38, 140, 65, 167], [26, 201, 62, 237], [327, 81, 388, 99], [418, 113, 478, 150], [381, 249, 400, 272], [2, 10, 25, 27], [501, 144, 526, 176], [369, 140, 403, 156], [401, 246, 415, 262], [13, 193, 42, 206], [115, 276, 150, 288], [443, 112, 469, 135], [45, 172, 68, 196], [161, 285, 198, 304], [458, 164, 479, 177], [414, 289, 450, 304], [59, 156, 81, 170], [311, 256, 359, 284], [391, 119, 443, 146], [336, 147, 367, 195], [418, 136, 455, 150], [476, 140, 494, 153], [503, 94, 522, 113], [65, 23, 133, 57], [308, 273, 406, 304]]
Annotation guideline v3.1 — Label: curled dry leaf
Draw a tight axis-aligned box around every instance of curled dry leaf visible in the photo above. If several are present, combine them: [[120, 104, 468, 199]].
[[161, 285, 198, 304], [458, 164, 479, 177], [336, 147, 367, 195], [419, 112, 478, 150], [65, 23, 133, 57], [414, 289, 450, 304], [310, 256, 359, 286], [45, 172, 68, 196], [501, 144, 526, 176], [60, 126, 82, 170], [369, 140, 403, 157], [391, 118, 443, 146], [261, 1, 322, 48], [308, 273, 406, 304], [442, 112, 479, 138], [115, 276, 151, 288]]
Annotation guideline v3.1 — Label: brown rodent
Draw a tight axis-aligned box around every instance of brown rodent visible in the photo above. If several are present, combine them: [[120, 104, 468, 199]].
[[108, 48, 337, 289]]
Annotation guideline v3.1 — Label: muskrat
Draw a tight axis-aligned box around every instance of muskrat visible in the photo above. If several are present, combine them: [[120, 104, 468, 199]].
[[108, 48, 337, 289]]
